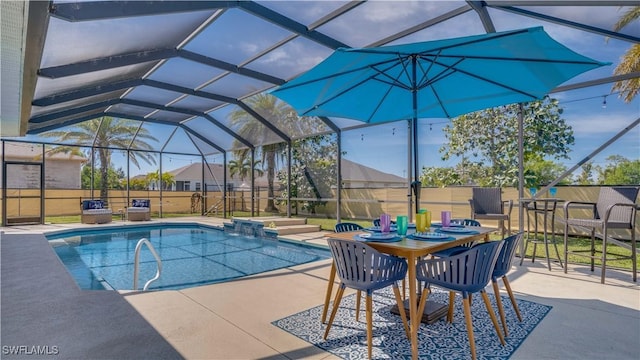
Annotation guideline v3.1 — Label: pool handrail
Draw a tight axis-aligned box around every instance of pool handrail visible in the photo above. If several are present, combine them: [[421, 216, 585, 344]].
[[133, 238, 162, 291]]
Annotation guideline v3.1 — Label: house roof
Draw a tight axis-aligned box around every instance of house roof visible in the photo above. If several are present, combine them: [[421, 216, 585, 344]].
[[341, 159, 405, 184], [163, 159, 405, 187]]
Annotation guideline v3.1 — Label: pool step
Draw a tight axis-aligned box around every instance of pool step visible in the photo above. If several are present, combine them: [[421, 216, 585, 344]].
[[264, 224, 321, 236], [225, 217, 320, 237], [233, 216, 307, 227]]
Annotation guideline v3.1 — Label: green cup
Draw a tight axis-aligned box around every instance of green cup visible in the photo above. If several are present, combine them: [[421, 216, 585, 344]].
[[396, 215, 408, 236]]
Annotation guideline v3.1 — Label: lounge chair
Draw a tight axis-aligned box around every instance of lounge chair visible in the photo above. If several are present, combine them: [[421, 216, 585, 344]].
[[127, 199, 151, 221], [81, 200, 112, 224]]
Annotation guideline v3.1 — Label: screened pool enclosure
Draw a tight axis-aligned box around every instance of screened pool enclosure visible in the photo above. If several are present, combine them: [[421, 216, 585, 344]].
[[1, 1, 638, 225]]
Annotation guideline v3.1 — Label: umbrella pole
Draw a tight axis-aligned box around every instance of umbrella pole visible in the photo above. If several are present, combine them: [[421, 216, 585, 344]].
[[411, 55, 420, 216], [407, 120, 414, 222], [412, 118, 420, 215]]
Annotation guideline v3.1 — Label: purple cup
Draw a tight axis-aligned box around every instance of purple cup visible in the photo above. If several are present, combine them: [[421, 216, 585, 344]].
[[441, 211, 451, 227], [380, 213, 391, 233]]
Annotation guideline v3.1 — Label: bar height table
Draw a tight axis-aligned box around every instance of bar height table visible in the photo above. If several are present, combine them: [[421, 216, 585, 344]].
[[520, 198, 564, 270]]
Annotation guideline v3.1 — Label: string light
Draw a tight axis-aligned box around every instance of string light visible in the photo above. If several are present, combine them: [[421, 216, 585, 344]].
[[361, 134, 364, 141], [602, 95, 607, 109], [560, 91, 619, 105], [392, 128, 396, 135]]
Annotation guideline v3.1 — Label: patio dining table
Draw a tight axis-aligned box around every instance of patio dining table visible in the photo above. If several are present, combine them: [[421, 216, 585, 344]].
[[325, 226, 497, 360]]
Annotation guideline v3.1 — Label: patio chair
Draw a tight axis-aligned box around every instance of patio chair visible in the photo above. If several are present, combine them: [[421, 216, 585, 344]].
[[127, 199, 150, 221], [80, 200, 112, 224], [563, 186, 639, 283], [470, 188, 513, 239], [431, 219, 482, 257], [334, 222, 364, 232], [331, 222, 366, 321], [491, 232, 524, 337], [324, 238, 410, 359], [372, 218, 396, 227], [417, 240, 505, 360]]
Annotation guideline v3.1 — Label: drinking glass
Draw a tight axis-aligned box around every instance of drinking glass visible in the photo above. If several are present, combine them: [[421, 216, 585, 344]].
[[380, 213, 391, 233], [550, 187, 557, 197], [396, 215, 408, 236], [530, 187, 537, 197], [416, 213, 427, 233], [424, 211, 432, 231], [441, 211, 451, 227]]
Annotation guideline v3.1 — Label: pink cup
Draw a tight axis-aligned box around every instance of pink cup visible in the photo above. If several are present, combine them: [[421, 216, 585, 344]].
[[380, 213, 391, 233], [441, 211, 451, 227]]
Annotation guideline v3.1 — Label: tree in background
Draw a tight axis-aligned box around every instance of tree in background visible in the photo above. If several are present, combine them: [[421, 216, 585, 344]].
[[44, 117, 157, 202], [611, 6, 640, 102], [525, 157, 570, 187], [440, 97, 573, 187], [574, 162, 595, 185], [228, 156, 263, 183], [81, 165, 125, 190], [229, 94, 289, 213], [597, 155, 640, 185], [277, 134, 338, 214], [146, 170, 175, 191], [127, 177, 149, 190], [229, 155, 263, 211]]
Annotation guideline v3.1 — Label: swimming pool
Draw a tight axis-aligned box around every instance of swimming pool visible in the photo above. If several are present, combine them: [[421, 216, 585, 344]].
[[48, 224, 330, 291]]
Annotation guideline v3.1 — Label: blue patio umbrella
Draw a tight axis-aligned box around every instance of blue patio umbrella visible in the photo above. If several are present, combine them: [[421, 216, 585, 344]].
[[272, 27, 608, 215]]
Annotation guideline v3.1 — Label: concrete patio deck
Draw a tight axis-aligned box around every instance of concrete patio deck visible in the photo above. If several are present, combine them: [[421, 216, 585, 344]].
[[1, 217, 638, 359]]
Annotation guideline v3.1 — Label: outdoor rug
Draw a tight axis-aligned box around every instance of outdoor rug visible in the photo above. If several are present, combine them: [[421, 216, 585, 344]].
[[273, 287, 551, 359]]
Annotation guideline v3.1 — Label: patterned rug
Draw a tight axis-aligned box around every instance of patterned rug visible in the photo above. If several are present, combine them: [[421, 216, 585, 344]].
[[273, 287, 551, 359]]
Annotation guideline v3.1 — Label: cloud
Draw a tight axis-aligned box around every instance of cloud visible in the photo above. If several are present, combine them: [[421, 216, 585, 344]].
[[566, 110, 639, 135]]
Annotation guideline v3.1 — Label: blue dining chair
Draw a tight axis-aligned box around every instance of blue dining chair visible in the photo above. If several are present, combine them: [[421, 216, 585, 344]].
[[372, 218, 396, 227], [416, 241, 505, 360], [431, 219, 482, 258], [328, 222, 367, 321], [324, 238, 410, 359], [334, 222, 364, 232], [491, 232, 524, 337]]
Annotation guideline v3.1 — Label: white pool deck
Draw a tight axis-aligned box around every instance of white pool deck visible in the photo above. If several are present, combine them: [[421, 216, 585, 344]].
[[1, 217, 638, 359]]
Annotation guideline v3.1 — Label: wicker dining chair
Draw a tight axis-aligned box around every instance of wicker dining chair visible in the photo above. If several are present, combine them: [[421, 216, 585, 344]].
[[324, 238, 409, 359], [470, 188, 513, 239], [416, 240, 505, 360], [563, 186, 639, 283]]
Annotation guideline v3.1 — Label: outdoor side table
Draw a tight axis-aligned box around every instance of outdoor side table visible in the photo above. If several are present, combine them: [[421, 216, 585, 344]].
[[520, 198, 564, 270]]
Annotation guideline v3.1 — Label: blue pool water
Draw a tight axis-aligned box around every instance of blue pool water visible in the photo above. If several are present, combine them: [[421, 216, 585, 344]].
[[48, 224, 330, 291]]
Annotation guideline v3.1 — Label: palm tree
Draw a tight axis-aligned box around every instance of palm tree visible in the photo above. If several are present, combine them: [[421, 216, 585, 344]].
[[229, 155, 263, 211], [229, 156, 264, 182], [229, 94, 289, 213], [612, 6, 640, 102], [146, 170, 175, 190], [43, 117, 157, 202]]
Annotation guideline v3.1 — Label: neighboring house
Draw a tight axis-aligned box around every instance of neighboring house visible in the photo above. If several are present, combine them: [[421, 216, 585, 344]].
[[167, 162, 273, 192], [341, 159, 406, 188], [160, 159, 405, 192], [0, 142, 86, 189]]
